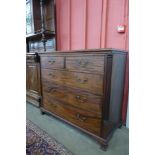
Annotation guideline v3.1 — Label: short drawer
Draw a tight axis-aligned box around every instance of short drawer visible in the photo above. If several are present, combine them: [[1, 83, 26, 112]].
[[66, 56, 105, 73], [42, 82, 103, 115], [41, 56, 64, 69], [42, 94, 101, 136], [41, 69, 104, 95]]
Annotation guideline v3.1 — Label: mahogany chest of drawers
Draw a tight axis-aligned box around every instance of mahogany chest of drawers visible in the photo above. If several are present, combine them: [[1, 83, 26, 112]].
[[39, 49, 127, 150]]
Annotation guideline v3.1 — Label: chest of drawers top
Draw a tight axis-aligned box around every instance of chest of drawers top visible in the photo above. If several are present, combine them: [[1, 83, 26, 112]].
[[39, 49, 126, 73]]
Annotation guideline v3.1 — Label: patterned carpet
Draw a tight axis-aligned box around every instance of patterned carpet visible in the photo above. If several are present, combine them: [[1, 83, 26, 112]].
[[26, 120, 74, 155]]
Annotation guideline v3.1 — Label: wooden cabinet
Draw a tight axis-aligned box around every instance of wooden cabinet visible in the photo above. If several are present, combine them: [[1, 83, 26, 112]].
[[26, 0, 56, 53], [26, 53, 41, 106], [39, 49, 127, 150]]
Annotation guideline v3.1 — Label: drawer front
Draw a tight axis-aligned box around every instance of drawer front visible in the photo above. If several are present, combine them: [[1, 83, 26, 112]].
[[41, 56, 64, 69], [42, 82, 103, 115], [41, 69, 104, 95], [42, 94, 101, 135], [66, 56, 105, 73]]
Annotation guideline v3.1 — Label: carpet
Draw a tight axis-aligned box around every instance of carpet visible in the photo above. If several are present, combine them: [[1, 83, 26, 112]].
[[26, 119, 74, 155]]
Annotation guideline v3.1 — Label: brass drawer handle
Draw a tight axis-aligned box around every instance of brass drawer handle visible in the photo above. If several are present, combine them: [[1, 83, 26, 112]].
[[48, 87, 57, 93], [51, 89, 57, 93], [77, 60, 88, 68], [76, 78, 88, 84], [47, 86, 57, 93], [48, 73, 56, 78], [48, 60, 56, 64], [76, 113, 87, 122], [76, 95, 87, 103]]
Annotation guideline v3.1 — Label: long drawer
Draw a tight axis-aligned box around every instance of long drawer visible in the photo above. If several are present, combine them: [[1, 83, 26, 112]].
[[42, 93, 101, 136], [41, 69, 104, 95], [66, 56, 105, 73], [42, 81, 103, 115]]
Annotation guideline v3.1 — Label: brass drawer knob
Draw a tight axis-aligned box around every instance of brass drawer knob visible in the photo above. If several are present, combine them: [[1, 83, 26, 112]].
[[76, 113, 87, 122], [75, 95, 87, 103], [77, 60, 88, 68], [76, 78, 88, 84], [47, 86, 57, 93], [48, 73, 56, 78], [48, 60, 55, 64]]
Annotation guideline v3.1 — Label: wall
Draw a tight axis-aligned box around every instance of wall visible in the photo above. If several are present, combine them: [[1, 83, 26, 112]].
[[56, 0, 129, 123]]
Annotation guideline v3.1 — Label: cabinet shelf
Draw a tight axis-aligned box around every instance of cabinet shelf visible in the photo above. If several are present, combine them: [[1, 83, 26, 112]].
[[26, 30, 55, 41]]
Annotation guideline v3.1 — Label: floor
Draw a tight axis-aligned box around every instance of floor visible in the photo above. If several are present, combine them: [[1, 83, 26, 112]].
[[26, 102, 129, 155]]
